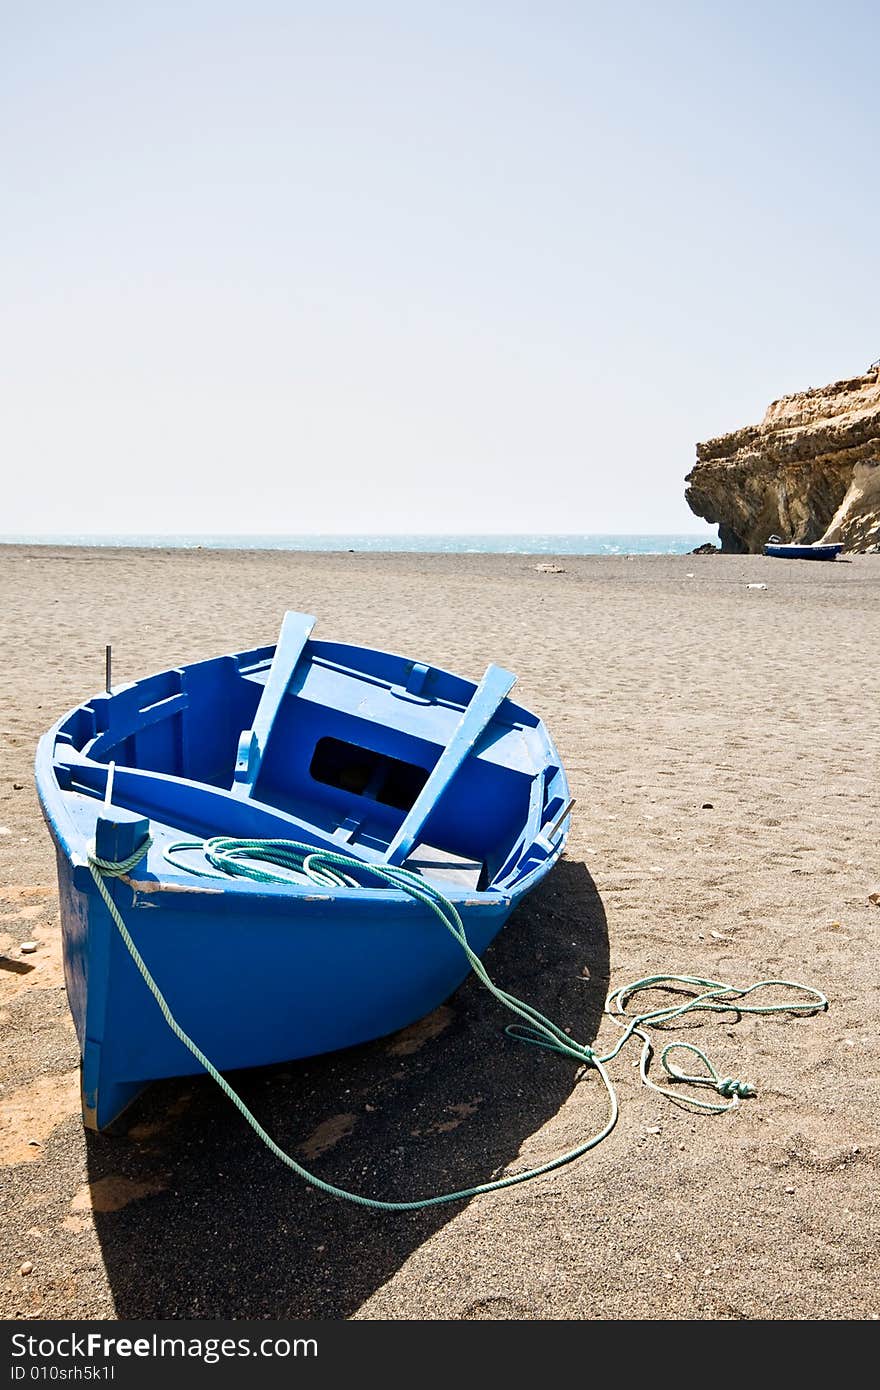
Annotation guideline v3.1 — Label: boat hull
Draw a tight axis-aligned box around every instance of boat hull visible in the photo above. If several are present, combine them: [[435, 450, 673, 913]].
[[52, 822, 515, 1130], [762, 543, 843, 560]]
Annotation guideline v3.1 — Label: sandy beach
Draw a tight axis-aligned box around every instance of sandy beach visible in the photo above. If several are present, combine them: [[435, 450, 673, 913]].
[[1, 544, 878, 1321]]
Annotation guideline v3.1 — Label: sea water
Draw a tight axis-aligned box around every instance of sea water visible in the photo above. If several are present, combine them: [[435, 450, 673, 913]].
[[0, 533, 713, 554]]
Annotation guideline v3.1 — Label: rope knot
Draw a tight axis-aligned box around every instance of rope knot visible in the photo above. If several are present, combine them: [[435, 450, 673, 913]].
[[716, 1077, 755, 1099]]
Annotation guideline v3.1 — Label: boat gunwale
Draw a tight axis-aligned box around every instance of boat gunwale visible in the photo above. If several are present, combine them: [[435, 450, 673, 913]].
[[36, 639, 571, 905], [762, 542, 844, 558]]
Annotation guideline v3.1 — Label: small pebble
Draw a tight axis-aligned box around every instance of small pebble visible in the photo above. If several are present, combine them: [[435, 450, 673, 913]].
[[646, 1126, 661, 1135], [19, 1262, 33, 1276], [20, 942, 38, 955], [27, 1140, 40, 1148], [784, 1186, 795, 1194], [13, 783, 24, 790], [701, 802, 714, 809]]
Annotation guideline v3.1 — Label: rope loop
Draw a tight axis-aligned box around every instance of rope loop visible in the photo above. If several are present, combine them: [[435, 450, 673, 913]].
[[656, 1040, 756, 1110], [88, 837, 154, 878]]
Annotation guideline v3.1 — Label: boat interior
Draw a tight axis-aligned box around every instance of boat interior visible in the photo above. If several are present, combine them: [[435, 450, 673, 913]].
[[47, 618, 570, 894]]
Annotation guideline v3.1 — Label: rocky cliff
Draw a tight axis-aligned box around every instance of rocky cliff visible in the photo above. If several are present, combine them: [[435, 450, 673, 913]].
[[685, 365, 880, 552]]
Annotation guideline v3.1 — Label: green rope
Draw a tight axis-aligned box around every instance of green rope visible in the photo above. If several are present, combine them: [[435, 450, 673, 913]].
[[87, 833, 827, 1210], [604, 974, 825, 1114]]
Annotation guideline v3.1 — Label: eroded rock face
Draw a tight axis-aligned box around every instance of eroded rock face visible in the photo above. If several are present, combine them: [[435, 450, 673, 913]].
[[685, 366, 880, 552]]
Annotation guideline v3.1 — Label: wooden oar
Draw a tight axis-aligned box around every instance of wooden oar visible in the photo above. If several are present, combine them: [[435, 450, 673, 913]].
[[383, 663, 516, 866], [231, 611, 316, 798]]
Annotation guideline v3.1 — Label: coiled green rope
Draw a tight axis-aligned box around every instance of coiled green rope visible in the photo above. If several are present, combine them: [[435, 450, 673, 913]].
[[87, 834, 827, 1211]]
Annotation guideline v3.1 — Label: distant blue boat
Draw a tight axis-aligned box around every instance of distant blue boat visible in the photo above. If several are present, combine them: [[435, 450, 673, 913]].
[[35, 614, 571, 1130], [762, 538, 843, 561]]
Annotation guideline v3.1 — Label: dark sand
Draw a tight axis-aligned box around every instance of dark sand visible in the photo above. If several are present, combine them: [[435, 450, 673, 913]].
[[1, 546, 878, 1320]]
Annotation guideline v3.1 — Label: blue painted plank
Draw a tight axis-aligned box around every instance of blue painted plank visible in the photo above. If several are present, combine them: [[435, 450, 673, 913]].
[[86, 692, 188, 759], [64, 760, 370, 863], [231, 611, 316, 797], [384, 663, 516, 865]]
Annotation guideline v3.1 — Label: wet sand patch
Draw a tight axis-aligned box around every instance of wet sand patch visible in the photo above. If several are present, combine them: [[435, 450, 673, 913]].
[[387, 1005, 454, 1056], [298, 1113, 357, 1160]]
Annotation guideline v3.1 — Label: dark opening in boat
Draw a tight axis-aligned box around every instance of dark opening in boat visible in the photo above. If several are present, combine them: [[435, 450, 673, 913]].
[[309, 736, 430, 811]]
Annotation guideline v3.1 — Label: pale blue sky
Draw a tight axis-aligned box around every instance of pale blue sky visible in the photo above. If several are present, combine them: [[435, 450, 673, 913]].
[[2, 2, 877, 535]]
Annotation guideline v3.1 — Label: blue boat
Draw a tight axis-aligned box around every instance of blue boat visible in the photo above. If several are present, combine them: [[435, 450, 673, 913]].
[[762, 537, 844, 560], [35, 613, 571, 1130]]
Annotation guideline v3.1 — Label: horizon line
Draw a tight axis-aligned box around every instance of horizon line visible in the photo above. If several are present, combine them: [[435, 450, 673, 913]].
[[0, 528, 712, 539]]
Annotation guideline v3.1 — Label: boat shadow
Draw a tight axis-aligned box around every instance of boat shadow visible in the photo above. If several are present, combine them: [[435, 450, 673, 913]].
[[85, 858, 609, 1318]]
